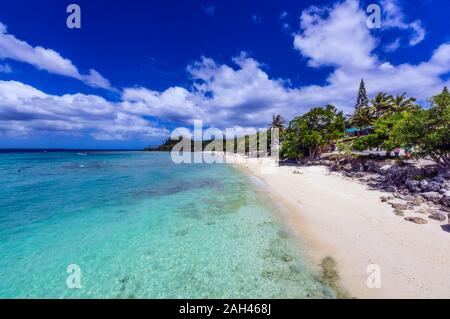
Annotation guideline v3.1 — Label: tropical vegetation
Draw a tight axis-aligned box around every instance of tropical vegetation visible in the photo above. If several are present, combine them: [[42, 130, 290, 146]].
[[145, 82, 449, 168], [281, 105, 345, 159], [280, 82, 450, 168]]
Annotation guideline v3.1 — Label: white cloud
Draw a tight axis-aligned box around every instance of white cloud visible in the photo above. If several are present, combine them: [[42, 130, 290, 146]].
[[0, 22, 113, 90], [293, 0, 376, 69], [408, 20, 426, 46], [290, 0, 447, 109], [119, 0, 449, 129], [121, 86, 200, 123], [120, 36, 450, 130], [0, 63, 12, 73], [0, 80, 165, 140], [381, 0, 426, 47], [83, 69, 114, 91], [251, 14, 262, 23], [0, 0, 448, 140], [385, 38, 401, 52], [279, 11, 288, 20]]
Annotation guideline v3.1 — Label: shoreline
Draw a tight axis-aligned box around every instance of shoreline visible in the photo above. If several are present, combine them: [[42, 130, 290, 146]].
[[226, 153, 450, 299]]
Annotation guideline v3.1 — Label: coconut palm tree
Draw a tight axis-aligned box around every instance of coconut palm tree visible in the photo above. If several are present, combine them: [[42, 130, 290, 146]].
[[269, 114, 286, 131], [370, 92, 392, 118], [350, 105, 375, 128], [388, 93, 417, 113]]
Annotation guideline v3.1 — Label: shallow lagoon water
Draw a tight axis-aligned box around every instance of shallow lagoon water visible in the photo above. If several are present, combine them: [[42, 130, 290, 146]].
[[0, 152, 333, 298]]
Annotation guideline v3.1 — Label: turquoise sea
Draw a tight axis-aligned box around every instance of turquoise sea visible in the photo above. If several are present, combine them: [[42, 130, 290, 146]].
[[0, 151, 333, 298]]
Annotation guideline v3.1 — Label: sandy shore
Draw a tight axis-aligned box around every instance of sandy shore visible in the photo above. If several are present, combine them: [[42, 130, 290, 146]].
[[225, 154, 450, 299]]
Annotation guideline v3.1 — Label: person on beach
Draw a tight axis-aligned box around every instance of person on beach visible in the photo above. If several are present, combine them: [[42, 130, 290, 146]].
[[404, 146, 412, 159], [394, 146, 401, 157]]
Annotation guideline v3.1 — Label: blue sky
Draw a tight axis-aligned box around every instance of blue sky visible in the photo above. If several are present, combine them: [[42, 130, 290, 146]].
[[0, 0, 449, 149]]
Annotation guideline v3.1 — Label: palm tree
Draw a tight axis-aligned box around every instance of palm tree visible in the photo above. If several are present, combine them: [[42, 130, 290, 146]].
[[388, 93, 417, 113], [267, 114, 285, 156], [350, 106, 375, 128], [269, 114, 286, 131], [370, 92, 392, 118]]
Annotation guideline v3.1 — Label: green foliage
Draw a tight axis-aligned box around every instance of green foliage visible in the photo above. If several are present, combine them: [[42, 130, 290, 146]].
[[371, 92, 392, 118], [281, 105, 345, 159], [393, 88, 450, 167], [389, 93, 417, 113], [350, 91, 418, 128], [350, 105, 375, 128], [352, 111, 409, 153], [350, 87, 450, 167], [352, 134, 378, 151]]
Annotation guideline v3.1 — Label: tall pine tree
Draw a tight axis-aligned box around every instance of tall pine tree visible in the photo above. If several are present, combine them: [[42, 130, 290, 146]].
[[355, 79, 369, 110]]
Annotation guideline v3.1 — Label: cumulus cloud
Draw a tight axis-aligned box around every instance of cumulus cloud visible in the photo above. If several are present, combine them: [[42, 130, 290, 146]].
[[121, 53, 301, 128], [293, 0, 376, 69], [0, 80, 166, 140], [0, 22, 113, 90], [121, 86, 200, 123], [120, 0, 449, 131], [0, 0, 448, 141], [290, 0, 448, 109]]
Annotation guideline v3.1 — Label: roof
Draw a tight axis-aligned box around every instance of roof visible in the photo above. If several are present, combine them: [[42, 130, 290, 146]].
[[345, 126, 373, 133]]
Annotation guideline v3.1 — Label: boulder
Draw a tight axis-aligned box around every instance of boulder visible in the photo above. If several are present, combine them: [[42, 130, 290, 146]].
[[404, 217, 428, 224], [412, 195, 426, 205], [402, 195, 415, 202], [342, 163, 352, 172], [379, 165, 392, 174], [380, 197, 388, 202], [394, 209, 405, 216], [427, 181, 442, 192], [432, 176, 445, 184], [364, 160, 379, 172], [428, 212, 447, 222], [420, 179, 432, 191], [405, 179, 420, 191], [441, 191, 450, 207], [438, 169, 450, 179], [389, 202, 408, 210], [421, 192, 443, 204], [411, 187, 422, 193]]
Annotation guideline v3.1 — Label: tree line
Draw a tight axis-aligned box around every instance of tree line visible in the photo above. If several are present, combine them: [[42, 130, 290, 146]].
[[279, 80, 450, 168]]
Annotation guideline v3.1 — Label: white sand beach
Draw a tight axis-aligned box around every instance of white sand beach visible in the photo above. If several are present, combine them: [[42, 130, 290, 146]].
[[227, 154, 450, 299]]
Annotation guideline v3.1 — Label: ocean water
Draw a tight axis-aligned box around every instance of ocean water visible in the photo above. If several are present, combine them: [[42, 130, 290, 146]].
[[0, 151, 333, 298]]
